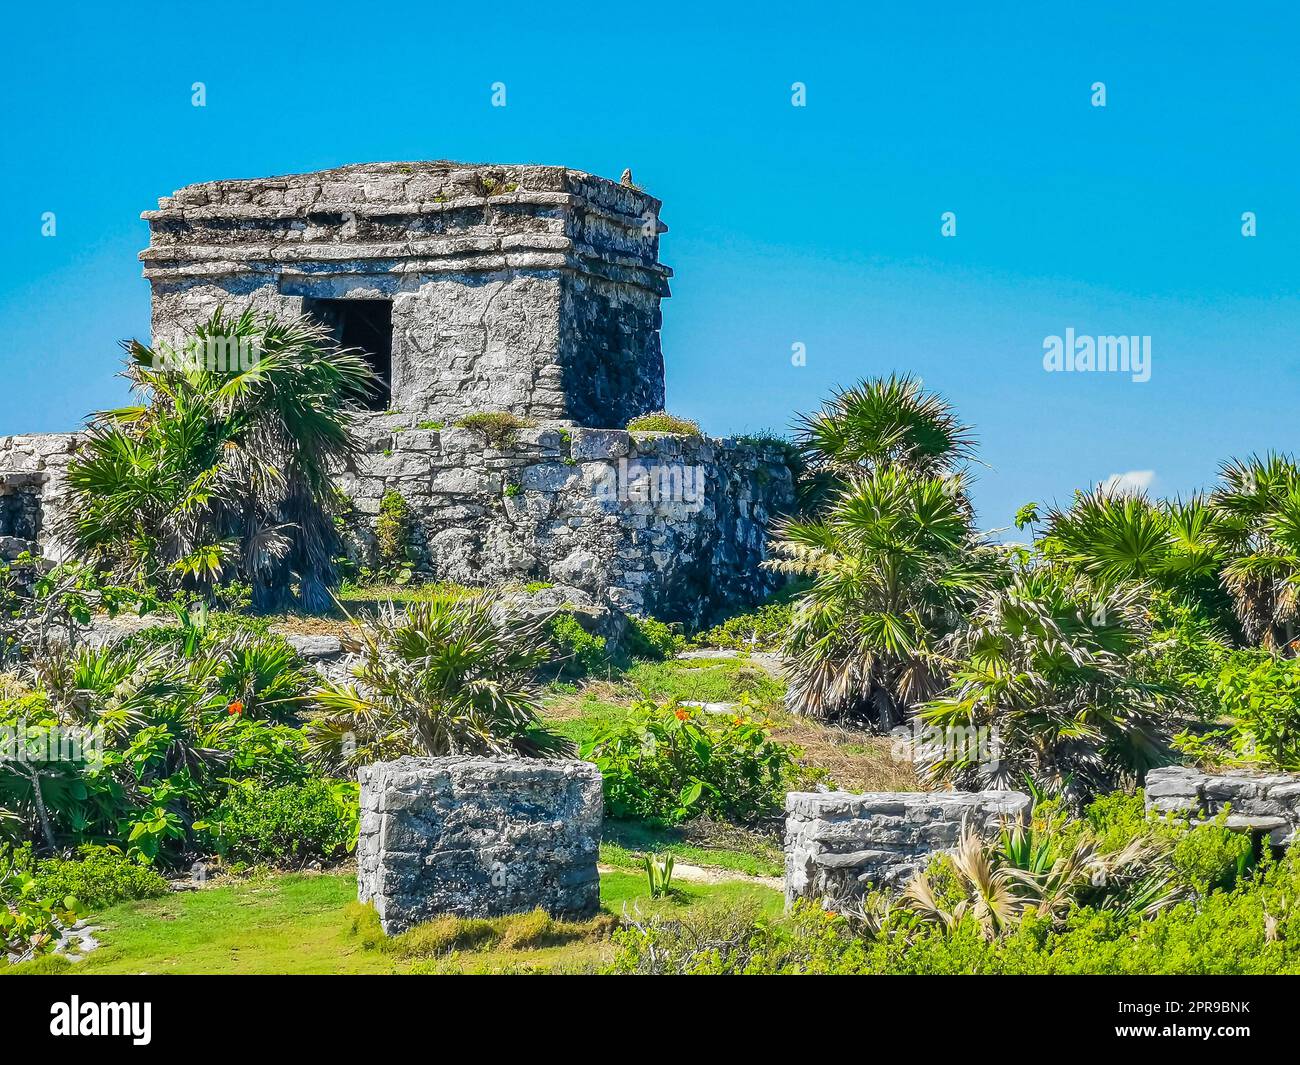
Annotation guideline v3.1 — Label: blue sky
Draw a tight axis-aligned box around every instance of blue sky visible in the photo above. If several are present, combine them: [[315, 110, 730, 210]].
[[3, 2, 1297, 529]]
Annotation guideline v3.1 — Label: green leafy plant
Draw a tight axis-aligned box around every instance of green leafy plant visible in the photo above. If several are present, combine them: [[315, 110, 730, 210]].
[[768, 464, 993, 726], [643, 852, 675, 898], [622, 616, 683, 661], [547, 612, 610, 677], [1182, 650, 1300, 769], [0, 849, 80, 963], [374, 489, 413, 579], [690, 600, 793, 652], [919, 567, 1176, 801], [24, 845, 168, 911], [195, 778, 358, 865], [62, 309, 378, 612], [581, 700, 805, 825]]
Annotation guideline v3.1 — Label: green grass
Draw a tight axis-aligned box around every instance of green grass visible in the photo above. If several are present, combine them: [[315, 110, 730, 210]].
[[65, 873, 388, 975], [11, 869, 781, 976], [600, 820, 784, 879], [336, 580, 481, 609], [544, 693, 638, 748], [622, 657, 786, 712], [597, 870, 782, 916]]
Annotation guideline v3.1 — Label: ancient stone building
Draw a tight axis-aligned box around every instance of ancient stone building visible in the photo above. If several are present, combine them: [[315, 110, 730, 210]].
[[0, 163, 794, 624], [140, 162, 670, 428]]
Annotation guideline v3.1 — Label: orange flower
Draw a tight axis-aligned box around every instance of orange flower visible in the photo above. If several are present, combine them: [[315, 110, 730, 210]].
[[674, 708, 688, 721], [227, 700, 244, 716], [733, 716, 744, 726]]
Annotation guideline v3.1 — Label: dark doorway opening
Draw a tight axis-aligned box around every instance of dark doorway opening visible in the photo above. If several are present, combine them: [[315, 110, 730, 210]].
[[302, 297, 393, 410]]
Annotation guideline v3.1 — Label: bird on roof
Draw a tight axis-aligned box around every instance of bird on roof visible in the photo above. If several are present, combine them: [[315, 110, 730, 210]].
[[619, 168, 634, 187]]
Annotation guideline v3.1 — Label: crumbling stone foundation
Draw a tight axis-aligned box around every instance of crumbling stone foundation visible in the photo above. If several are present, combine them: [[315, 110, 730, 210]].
[[357, 756, 602, 934], [1144, 765, 1300, 846], [784, 789, 1032, 906]]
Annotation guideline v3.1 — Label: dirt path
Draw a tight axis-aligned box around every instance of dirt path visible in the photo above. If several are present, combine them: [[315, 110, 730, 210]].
[[600, 861, 782, 891]]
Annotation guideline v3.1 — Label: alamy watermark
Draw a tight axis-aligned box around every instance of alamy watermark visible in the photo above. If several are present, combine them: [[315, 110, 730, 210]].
[[150, 332, 263, 374], [890, 719, 1000, 771], [592, 458, 705, 511], [0, 720, 103, 764], [1042, 328, 1151, 383]]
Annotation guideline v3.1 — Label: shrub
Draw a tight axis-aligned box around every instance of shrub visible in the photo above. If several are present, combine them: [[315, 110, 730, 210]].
[[607, 846, 1300, 975], [581, 700, 806, 825], [0, 845, 80, 962], [1181, 650, 1300, 769], [622, 616, 683, 661], [306, 596, 573, 769], [547, 612, 610, 676], [626, 411, 701, 436], [920, 569, 1175, 801], [28, 846, 168, 911], [196, 779, 358, 865], [690, 601, 792, 652], [375, 490, 413, 572], [455, 412, 535, 447], [62, 309, 377, 613]]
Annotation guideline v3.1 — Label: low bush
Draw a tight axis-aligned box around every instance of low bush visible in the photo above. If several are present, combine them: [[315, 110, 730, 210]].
[[454, 412, 535, 447], [0, 845, 80, 962], [581, 700, 807, 825], [196, 779, 359, 865], [26, 845, 168, 912], [607, 791, 1287, 975], [626, 411, 701, 436], [690, 600, 792, 652], [546, 612, 610, 677], [622, 616, 683, 661], [1180, 650, 1300, 770]]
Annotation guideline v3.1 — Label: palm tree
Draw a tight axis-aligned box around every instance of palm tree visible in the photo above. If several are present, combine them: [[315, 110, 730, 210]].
[[1042, 457, 1300, 651], [1209, 454, 1300, 650], [305, 593, 574, 771], [1041, 489, 1224, 587], [918, 567, 1176, 801], [793, 374, 975, 511], [63, 309, 377, 612], [767, 465, 994, 726]]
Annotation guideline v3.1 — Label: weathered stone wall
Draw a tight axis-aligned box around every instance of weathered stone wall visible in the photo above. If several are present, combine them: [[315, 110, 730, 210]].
[[140, 162, 670, 428], [0, 421, 792, 623], [784, 789, 1032, 906], [0, 433, 81, 563], [357, 756, 602, 933], [1144, 766, 1300, 845], [338, 417, 794, 624]]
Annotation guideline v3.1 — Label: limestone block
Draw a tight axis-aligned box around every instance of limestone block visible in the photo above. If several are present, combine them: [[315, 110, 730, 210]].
[[784, 790, 1031, 905], [356, 756, 602, 933]]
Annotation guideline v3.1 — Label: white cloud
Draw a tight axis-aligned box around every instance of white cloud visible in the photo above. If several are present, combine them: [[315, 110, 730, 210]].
[[1099, 469, 1155, 496]]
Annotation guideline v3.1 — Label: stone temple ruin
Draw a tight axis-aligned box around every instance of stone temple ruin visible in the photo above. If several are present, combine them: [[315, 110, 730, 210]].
[[0, 162, 794, 624]]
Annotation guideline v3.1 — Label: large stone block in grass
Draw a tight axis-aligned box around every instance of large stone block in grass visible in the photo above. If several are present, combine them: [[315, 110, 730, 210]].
[[784, 789, 1032, 906], [357, 756, 602, 934]]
